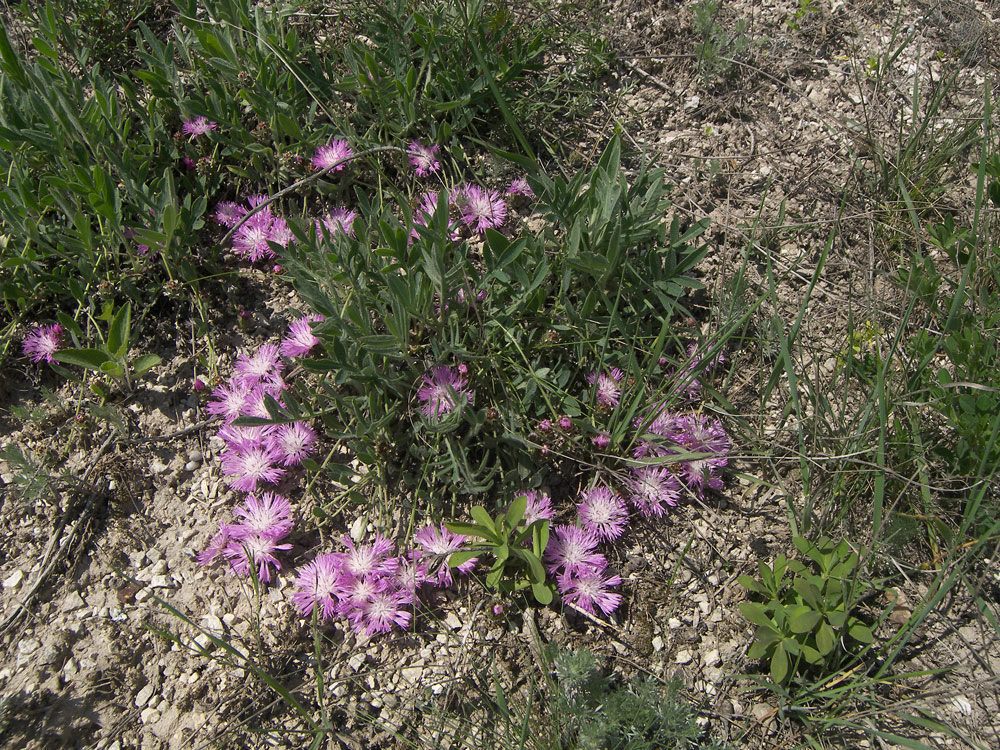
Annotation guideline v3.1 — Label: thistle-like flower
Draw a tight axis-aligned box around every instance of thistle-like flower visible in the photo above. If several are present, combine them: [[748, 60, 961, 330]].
[[182, 116, 217, 138], [22, 324, 64, 364], [280, 315, 323, 357], [587, 368, 624, 408], [557, 568, 623, 615], [407, 141, 441, 177], [417, 365, 473, 419], [544, 525, 606, 577], [312, 139, 353, 171], [458, 184, 507, 234], [624, 466, 682, 518], [576, 486, 629, 541]]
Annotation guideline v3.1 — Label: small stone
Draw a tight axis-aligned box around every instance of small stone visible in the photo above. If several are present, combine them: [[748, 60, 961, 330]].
[[146, 549, 163, 563], [751, 703, 775, 722], [401, 666, 423, 684], [193, 634, 213, 651], [348, 654, 366, 672], [202, 615, 224, 636], [350, 516, 367, 542], [443, 612, 462, 631], [135, 683, 155, 708], [952, 696, 973, 715], [151, 460, 168, 475], [675, 650, 693, 665], [140, 707, 160, 724], [703, 649, 720, 667], [188, 450, 203, 463], [63, 591, 86, 611], [149, 575, 172, 589], [668, 617, 682, 629], [63, 658, 79, 678], [18, 638, 40, 655], [3, 570, 24, 589], [184, 461, 199, 472], [651, 636, 664, 652]]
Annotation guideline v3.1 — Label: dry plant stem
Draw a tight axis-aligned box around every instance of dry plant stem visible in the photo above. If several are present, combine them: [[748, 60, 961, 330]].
[[218, 146, 405, 248], [0, 430, 116, 635]]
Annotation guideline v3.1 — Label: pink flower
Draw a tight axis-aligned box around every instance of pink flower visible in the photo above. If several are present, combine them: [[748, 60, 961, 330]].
[[318, 208, 358, 239], [197, 522, 231, 567], [459, 184, 506, 233], [223, 534, 291, 583], [312, 139, 353, 171], [292, 553, 343, 619], [558, 416, 572, 430], [280, 315, 323, 357], [233, 213, 279, 262], [349, 579, 413, 635], [557, 568, 623, 615], [414, 524, 475, 587], [22, 324, 63, 364], [587, 368, 624, 408], [667, 414, 730, 497], [544, 525, 606, 576], [207, 379, 254, 423], [538, 419, 552, 432], [337, 534, 399, 580], [407, 141, 441, 177], [227, 492, 294, 540], [625, 466, 682, 518], [182, 116, 217, 138], [417, 365, 473, 419], [234, 344, 284, 386], [576, 486, 628, 541], [592, 433, 611, 450], [269, 422, 317, 467], [506, 177, 534, 197], [220, 444, 285, 492], [521, 490, 553, 526]]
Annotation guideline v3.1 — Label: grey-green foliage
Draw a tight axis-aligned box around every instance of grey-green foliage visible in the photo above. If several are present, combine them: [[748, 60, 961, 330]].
[[546, 646, 730, 750], [691, 0, 749, 82]]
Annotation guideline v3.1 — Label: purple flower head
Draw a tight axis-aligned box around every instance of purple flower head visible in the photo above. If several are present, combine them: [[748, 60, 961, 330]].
[[576, 486, 629, 541], [417, 365, 473, 419], [592, 433, 611, 450], [182, 116, 217, 138], [312, 139, 353, 171], [348, 578, 413, 635], [668, 413, 730, 496], [207, 379, 254, 423], [506, 177, 534, 197], [558, 416, 573, 430], [459, 184, 507, 234], [407, 141, 441, 177], [22, 324, 64, 364], [544, 524, 606, 576], [220, 443, 285, 493], [338, 533, 399, 580], [521, 490, 553, 526], [587, 368, 624, 408], [227, 491, 294, 540], [215, 201, 247, 228], [197, 521, 231, 568], [538, 419, 552, 432], [224, 534, 291, 583], [625, 466, 682, 518], [269, 422, 317, 467], [234, 344, 284, 386], [396, 551, 430, 595], [318, 208, 358, 239], [267, 217, 294, 248], [292, 553, 342, 619], [557, 568, 623, 615], [413, 523, 475, 587], [232, 210, 280, 262], [280, 315, 324, 357], [675, 343, 728, 399], [217, 422, 270, 453]]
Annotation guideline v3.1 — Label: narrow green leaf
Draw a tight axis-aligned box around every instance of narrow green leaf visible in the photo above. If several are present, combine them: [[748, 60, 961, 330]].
[[448, 550, 479, 568], [132, 353, 161, 375], [770, 646, 788, 683], [505, 494, 527, 530], [470, 506, 496, 533], [739, 602, 778, 631], [531, 582, 552, 605]]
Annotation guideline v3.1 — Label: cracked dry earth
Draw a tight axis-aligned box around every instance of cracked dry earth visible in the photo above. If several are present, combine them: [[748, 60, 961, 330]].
[[2, 0, 1000, 748]]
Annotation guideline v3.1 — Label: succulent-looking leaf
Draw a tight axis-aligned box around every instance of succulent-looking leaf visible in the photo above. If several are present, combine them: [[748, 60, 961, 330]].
[[770, 646, 788, 683]]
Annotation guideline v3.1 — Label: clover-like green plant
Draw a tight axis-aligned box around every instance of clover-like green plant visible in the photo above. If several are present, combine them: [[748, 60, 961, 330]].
[[738, 536, 874, 685], [446, 494, 553, 605]]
